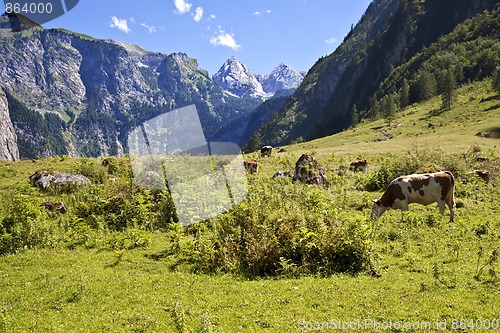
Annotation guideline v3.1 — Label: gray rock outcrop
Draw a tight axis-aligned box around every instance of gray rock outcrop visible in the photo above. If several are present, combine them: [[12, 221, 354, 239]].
[[0, 88, 19, 161]]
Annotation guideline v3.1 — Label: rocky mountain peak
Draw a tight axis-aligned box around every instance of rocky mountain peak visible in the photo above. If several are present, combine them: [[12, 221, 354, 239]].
[[213, 57, 305, 98], [212, 57, 268, 98], [262, 63, 306, 94]]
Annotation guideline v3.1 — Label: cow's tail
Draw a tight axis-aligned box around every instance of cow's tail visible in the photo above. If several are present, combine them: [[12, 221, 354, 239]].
[[444, 171, 455, 187]]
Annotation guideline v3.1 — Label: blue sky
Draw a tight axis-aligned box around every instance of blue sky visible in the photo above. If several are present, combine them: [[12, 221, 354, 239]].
[[43, 0, 372, 75]]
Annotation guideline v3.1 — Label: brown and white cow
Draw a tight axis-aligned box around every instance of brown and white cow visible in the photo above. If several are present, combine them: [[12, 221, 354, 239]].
[[350, 159, 368, 173], [243, 159, 259, 174], [260, 146, 273, 157], [371, 171, 456, 222]]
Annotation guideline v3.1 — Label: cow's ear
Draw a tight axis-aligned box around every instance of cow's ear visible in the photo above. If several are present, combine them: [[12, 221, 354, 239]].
[[372, 199, 381, 205]]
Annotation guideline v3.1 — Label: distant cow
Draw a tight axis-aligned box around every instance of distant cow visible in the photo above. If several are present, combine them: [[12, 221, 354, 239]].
[[243, 159, 259, 174], [472, 169, 491, 183], [271, 171, 292, 179], [371, 171, 456, 222], [260, 146, 273, 157], [350, 159, 368, 173]]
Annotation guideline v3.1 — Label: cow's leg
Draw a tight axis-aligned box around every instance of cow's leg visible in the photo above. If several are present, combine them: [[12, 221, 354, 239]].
[[445, 199, 455, 222], [438, 200, 446, 215]]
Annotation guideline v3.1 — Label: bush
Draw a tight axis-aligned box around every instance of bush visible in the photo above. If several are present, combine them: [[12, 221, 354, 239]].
[[0, 194, 53, 254], [164, 182, 374, 277], [362, 151, 468, 191]]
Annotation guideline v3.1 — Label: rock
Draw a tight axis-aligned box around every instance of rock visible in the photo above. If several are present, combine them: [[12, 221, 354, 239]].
[[475, 132, 492, 138], [29, 170, 91, 191], [473, 169, 491, 183], [0, 88, 19, 161], [292, 154, 329, 186], [41, 201, 67, 213]]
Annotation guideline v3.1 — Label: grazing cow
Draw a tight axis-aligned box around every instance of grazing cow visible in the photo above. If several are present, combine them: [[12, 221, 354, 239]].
[[371, 171, 456, 222], [292, 154, 329, 186], [271, 171, 292, 179], [243, 159, 259, 174], [472, 169, 491, 183], [260, 146, 273, 157], [350, 159, 368, 173]]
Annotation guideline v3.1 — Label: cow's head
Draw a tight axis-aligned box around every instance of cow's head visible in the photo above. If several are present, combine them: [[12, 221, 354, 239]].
[[371, 199, 386, 219]]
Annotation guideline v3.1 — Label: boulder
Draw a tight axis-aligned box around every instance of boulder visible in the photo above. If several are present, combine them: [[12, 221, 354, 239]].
[[292, 154, 329, 186], [29, 170, 91, 191]]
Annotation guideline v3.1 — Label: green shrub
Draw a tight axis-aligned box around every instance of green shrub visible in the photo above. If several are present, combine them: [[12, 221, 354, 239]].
[[165, 182, 374, 277], [0, 194, 52, 254]]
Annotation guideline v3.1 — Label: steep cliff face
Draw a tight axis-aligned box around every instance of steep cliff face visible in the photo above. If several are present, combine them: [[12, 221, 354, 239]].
[[0, 88, 19, 161]]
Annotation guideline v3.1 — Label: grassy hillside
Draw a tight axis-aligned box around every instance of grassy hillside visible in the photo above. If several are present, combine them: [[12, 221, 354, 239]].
[[0, 81, 499, 332], [283, 80, 499, 155]]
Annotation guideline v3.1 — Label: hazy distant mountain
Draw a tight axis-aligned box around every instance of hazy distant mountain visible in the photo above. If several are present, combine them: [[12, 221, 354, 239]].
[[258, 64, 306, 95], [211, 89, 295, 147], [213, 57, 305, 99]]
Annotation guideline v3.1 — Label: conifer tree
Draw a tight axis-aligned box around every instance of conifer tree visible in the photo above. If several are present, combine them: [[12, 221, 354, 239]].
[[493, 66, 500, 95], [351, 104, 358, 127], [441, 68, 457, 110]]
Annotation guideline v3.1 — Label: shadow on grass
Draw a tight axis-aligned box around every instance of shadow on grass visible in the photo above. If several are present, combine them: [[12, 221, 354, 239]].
[[484, 103, 500, 112], [484, 127, 500, 138], [479, 94, 500, 103]]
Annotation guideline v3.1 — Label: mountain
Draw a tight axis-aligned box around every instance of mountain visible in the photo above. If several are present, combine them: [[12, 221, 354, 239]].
[[0, 12, 261, 159], [213, 57, 305, 99], [211, 89, 295, 147], [212, 57, 268, 98], [258, 64, 306, 95], [256, 0, 499, 146]]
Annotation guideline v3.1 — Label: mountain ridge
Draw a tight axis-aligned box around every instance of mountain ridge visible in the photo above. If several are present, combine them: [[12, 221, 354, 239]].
[[0, 18, 265, 159], [255, 0, 499, 146]]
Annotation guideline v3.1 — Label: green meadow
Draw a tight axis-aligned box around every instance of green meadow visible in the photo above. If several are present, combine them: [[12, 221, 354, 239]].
[[1, 81, 499, 332]]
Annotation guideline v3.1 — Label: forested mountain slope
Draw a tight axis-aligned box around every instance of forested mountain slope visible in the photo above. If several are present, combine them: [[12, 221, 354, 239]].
[[256, 0, 498, 146]]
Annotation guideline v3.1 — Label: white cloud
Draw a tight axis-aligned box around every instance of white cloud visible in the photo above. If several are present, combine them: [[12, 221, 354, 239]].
[[253, 9, 271, 15], [129, 17, 135, 23], [209, 14, 216, 20], [141, 23, 157, 34], [325, 37, 337, 44], [174, 0, 192, 14], [193, 7, 203, 22], [109, 16, 131, 33], [210, 29, 240, 50]]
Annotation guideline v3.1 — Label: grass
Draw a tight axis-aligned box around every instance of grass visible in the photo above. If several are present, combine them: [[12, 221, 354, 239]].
[[287, 80, 500, 156], [1, 81, 500, 332]]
